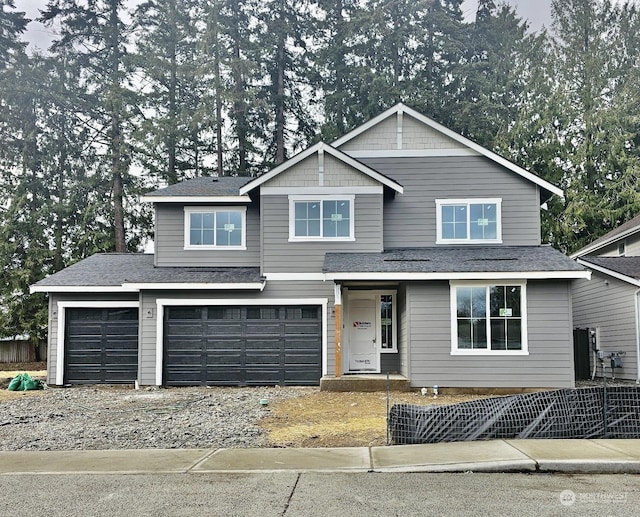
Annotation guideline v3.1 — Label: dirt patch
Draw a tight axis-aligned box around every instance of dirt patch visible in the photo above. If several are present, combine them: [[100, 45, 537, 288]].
[[259, 390, 494, 448], [0, 362, 47, 402]]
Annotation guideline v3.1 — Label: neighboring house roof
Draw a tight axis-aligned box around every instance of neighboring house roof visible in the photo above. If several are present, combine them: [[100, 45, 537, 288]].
[[239, 142, 404, 195], [143, 176, 253, 203], [30, 254, 265, 293], [323, 246, 590, 281], [577, 256, 640, 287], [571, 213, 640, 258], [332, 103, 563, 202]]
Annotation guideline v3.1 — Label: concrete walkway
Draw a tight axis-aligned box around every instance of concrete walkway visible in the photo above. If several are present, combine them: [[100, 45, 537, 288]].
[[1, 439, 639, 475]]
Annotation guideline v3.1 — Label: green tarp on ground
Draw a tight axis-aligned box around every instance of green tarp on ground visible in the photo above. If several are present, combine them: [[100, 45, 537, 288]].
[[7, 372, 44, 391]]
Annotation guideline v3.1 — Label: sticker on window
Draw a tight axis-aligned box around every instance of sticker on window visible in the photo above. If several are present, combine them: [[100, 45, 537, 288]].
[[331, 213, 343, 221], [224, 223, 235, 231], [477, 218, 489, 226], [499, 308, 513, 317]]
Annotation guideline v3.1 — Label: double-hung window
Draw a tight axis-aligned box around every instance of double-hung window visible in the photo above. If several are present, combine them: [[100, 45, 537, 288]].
[[289, 195, 355, 241], [450, 281, 527, 355], [184, 207, 246, 250], [436, 198, 502, 244]]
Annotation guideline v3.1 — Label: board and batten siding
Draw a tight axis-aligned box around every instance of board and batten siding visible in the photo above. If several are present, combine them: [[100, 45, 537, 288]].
[[572, 271, 639, 382], [154, 203, 260, 267], [360, 156, 541, 247], [339, 113, 467, 152], [406, 280, 574, 388], [138, 281, 335, 385], [47, 292, 140, 385], [261, 194, 383, 273]]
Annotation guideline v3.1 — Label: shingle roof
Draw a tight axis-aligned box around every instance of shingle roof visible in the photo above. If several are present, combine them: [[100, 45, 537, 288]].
[[32, 253, 263, 289], [579, 256, 640, 280], [571, 213, 640, 257], [147, 176, 253, 197], [324, 246, 586, 274]]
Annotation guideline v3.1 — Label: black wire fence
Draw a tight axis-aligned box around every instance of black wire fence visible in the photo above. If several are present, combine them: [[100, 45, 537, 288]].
[[388, 386, 640, 445]]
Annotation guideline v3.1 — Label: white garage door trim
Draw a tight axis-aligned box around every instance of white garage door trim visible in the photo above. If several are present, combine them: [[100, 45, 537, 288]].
[[155, 298, 329, 386], [55, 301, 140, 385]]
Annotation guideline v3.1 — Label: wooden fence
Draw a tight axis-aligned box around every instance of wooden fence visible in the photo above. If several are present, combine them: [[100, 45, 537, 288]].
[[0, 340, 47, 363]]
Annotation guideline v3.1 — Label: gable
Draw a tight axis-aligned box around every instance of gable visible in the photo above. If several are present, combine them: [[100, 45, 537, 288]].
[[239, 143, 403, 195], [339, 111, 469, 153], [262, 153, 380, 189], [333, 103, 563, 201]]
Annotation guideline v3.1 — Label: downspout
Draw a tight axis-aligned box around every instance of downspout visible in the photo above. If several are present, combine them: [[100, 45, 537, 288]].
[[635, 289, 640, 384]]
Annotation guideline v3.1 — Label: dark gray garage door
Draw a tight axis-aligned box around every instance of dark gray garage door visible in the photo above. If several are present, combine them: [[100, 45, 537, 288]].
[[64, 308, 139, 384], [163, 305, 322, 386]]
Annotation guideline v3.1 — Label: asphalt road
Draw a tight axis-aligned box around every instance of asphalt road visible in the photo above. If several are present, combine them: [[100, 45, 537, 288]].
[[1, 472, 639, 516]]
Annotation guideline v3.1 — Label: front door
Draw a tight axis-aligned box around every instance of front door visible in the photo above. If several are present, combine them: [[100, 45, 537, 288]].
[[348, 297, 379, 372]]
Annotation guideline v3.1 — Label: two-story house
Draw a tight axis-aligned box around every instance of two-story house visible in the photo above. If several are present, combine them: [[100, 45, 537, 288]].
[[571, 214, 640, 383], [32, 104, 589, 389]]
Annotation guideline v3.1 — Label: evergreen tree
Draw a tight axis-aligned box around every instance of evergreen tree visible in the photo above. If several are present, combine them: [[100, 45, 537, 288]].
[[132, 0, 212, 184], [40, 0, 136, 252]]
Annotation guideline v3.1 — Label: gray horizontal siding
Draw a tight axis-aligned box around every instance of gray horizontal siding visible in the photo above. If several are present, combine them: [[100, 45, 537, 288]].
[[47, 292, 140, 385], [139, 281, 336, 385], [262, 194, 383, 273], [573, 271, 638, 381], [406, 280, 574, 388], [360, 156, 541, 247], [154, 203, 260, 267], [592, 233, 640, 257]]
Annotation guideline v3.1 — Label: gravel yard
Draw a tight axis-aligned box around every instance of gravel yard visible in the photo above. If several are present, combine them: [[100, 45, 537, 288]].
[[0, 385, 313, 451]]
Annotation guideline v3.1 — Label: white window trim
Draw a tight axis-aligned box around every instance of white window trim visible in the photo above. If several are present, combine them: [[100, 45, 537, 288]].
[[449, 280, 528, 356], [288, 194, 355, 242], [436, 198, 503, 244], [184, 206, 247, 250]]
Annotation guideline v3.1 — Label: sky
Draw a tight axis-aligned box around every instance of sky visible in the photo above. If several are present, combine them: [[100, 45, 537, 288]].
[[15, 0, 554, 51]]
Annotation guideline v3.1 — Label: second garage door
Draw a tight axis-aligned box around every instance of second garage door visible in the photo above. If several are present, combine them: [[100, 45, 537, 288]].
[[64, 307, 139, 384], [163, 305, 322, 386]]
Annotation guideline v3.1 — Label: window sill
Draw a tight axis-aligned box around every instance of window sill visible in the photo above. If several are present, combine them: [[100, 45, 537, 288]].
[[436, 239, 503, 245], [451, 349, 529, 356], [184, 246, 247, 251], [380, 348, 398, 354], [288, 237, 356, 243]]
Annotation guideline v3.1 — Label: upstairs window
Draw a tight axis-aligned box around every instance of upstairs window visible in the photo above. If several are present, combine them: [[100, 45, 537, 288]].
[[436, 198, 502, 244], [289, 195, 355, 241], [184, 207, 246, 250]]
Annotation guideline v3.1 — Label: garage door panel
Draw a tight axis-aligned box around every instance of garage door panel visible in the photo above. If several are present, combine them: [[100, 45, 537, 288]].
[[65, 308, 139, 385], [164, 304, 321, 386]]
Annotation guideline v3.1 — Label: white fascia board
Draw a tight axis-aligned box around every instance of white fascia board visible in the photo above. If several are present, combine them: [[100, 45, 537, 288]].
[[239, 143, 323, 194], [570, 227, 640, 258], [333, 103, 563, 199], [142, 195, 251, 203], [260, 186, 383, 195], [263, 273, 326, 281], [124, 282, 266, 291], [325, 271, 591, 281], [322, 145, 403, 193], [576, 259, 640, 287], [345, 149, 479, 158], [239, 142, 403, 195], [30, 285, 138, 294]]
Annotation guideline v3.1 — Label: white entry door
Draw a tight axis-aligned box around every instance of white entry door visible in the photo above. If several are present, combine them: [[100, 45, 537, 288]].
[[348, 297, 379, 372]]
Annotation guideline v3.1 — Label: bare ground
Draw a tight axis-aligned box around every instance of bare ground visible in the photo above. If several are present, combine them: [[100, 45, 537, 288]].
[[1, 363, 493, 448], [259, 390, 493, 447]]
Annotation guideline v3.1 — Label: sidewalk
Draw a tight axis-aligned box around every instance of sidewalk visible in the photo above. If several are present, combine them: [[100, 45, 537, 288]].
[[1, 439, 639, 475]]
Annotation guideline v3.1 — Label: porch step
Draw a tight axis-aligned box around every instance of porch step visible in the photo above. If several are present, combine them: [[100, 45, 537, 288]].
[[320, 374, 410, 392]]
